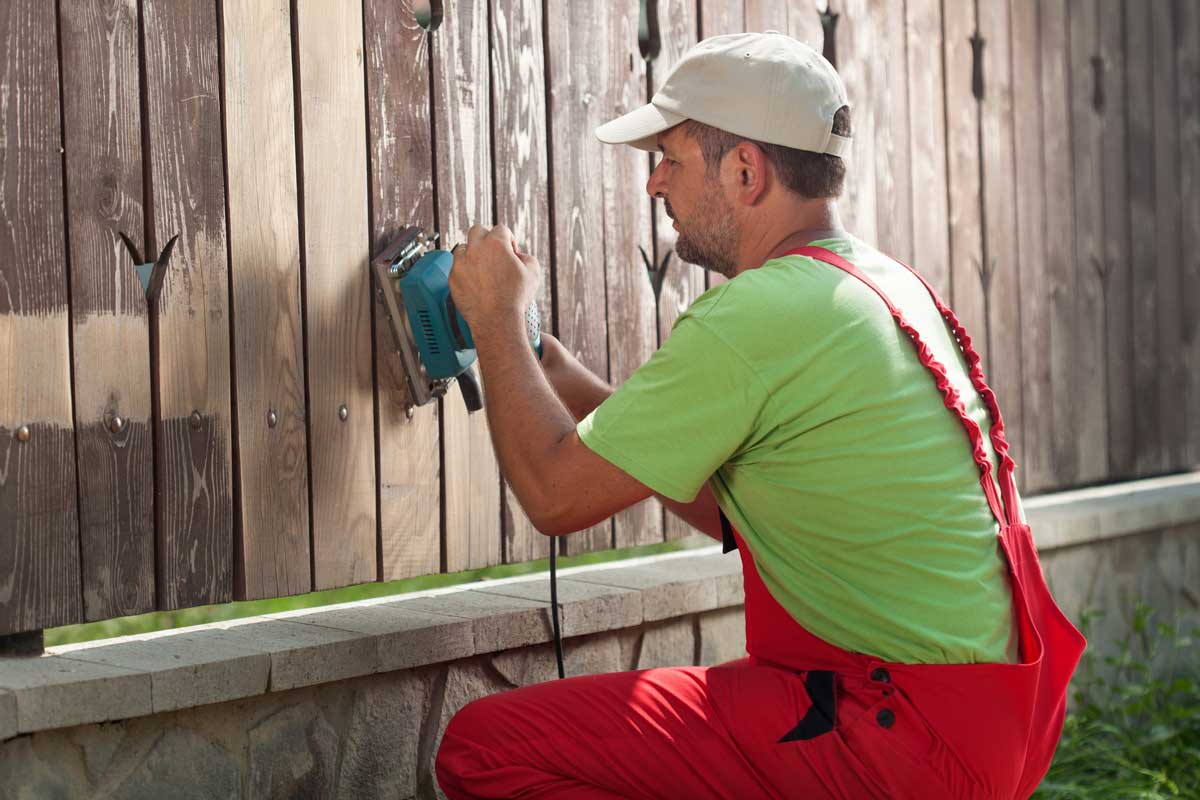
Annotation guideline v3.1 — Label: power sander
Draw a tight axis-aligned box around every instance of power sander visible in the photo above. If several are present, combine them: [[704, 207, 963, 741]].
[[372, 227, 542, 413]]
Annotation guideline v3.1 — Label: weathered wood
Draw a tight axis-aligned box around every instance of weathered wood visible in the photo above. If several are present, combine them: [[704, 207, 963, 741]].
[[490, 0, 552, 563], [363, 0, 440, 581], [0, 0, 82, 635], [1179, 0, 1200, 469], [431, 0, 502, 570], [650, 0, 701, 543], [545, 0, 614, 553], [905, 0, 951, 297], [835, 0, 878, 244], [699, 0, 743, 292], [604, 0, 662, 549], [141, 0, 234, 610], [1151, 1, 1186, 473], [942, 1, 986, 372], [1010, 0, 1054, 493], [295, 0, 378, 589], [743, 0, 821, 48], [1042, 0, 1080, 487], [1097, 0, 1135, 479], [59, 0, 155, 620], [872, 0, 913, 264], [978, 0, 1023, 481], [221, 0, 311, 598]]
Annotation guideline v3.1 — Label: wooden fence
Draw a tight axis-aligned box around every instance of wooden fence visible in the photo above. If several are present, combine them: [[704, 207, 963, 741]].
[[1, 0, 1197, 639]]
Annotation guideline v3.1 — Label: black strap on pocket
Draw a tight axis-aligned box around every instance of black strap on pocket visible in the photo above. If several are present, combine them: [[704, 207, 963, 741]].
[[779, 670, 837, 742]]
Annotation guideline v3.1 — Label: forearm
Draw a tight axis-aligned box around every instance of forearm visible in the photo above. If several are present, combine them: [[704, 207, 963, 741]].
[[541, 340, 614, 422]]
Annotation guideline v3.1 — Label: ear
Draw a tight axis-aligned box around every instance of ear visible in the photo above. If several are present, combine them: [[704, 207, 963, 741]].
[[727, 141, 770, 205]]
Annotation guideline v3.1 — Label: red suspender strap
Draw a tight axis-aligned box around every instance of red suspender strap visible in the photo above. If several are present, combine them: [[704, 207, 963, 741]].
[[786, 246, 1019, 529]]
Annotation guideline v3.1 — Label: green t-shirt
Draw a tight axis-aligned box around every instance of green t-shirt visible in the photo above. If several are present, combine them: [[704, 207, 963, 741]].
[[578, 236, 1017, 665]]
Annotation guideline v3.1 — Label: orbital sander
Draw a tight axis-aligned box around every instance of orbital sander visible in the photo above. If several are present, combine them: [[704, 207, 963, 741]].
[[372, 227, 543, 413]]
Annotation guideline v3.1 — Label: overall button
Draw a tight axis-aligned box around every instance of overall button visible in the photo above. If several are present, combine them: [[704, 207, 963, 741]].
[[870, 667, 890, 683], [876, 708, 895, 729]]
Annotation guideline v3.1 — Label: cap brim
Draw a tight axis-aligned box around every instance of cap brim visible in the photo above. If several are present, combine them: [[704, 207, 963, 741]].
[[595, 103, 687, 152]]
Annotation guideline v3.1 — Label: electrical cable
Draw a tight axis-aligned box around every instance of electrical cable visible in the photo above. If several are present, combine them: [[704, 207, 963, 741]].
[[549, 543, 565, 679]]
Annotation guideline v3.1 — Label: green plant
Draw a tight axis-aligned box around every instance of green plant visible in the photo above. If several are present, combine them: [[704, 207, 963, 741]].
[[1036, 603, 1200, 799]]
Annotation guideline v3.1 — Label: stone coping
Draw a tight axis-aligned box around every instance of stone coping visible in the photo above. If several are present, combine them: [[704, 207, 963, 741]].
[[1, 470, 1196, 740]]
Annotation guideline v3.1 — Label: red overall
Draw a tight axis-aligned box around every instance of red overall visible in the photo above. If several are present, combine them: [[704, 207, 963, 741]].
[[436, 247, 1086, 799]]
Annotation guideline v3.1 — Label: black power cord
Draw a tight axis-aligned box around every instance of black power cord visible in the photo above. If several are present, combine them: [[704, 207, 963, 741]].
[[549, 543, 565, 679]]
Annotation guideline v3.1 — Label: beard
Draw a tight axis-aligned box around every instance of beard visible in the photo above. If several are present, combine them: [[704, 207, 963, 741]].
[[665, 191, 740, 279]]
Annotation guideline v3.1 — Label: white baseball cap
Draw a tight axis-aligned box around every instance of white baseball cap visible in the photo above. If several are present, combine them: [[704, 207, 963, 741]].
[[595, 31, 851, 157]]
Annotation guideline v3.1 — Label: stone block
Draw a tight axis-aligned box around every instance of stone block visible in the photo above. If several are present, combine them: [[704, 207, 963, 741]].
[[0, 655, 150, 733], [248, 703, 339, 800], [477, 578, 642, 637], [0, 689, 15, 741], [270, 604, 474, 673], [0, 731, 89, 798], [636, 618, 696, 669], [336, 671, 430, 800], [490, 631, 623, 686], [216, 617, 379, 691], [698, 607, 747, 666], [570, 561, 719, 621], [110, 728, 239, 800], [389, 589, 554, 654], [56, 627, 270, 713]]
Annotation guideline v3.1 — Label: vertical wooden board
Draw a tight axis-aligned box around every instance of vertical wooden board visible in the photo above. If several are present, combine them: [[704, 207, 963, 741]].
[[1151, 1, 1186, 472], [1097, 0, 1135, 479], [431, 0, 502, 570], [701, 0, 743, 38], [363, 1, 440, 581], [978, 0, 1023, 478], [545, 0, 614, 554], [605, 0, 662, 549], [0, 0, 83, 634], [59, 0, 155, 620], [1009, 0, 1054, 493], [221, 0, 311, 598], [904, 0, 951, 297], [650, 0, 701, 542], [834, 0, 878, 244], [490, 0, 552, 563], [942, 0, 986, 369], [1179, 0, 1200, 468], [1067, 0, 1108, 484], [295, 0, 377, 589], [1042, 0, 1080, 486], [871, 0, 913, 264], [142, 0, 234, 609], [744, 0, 821, 49]]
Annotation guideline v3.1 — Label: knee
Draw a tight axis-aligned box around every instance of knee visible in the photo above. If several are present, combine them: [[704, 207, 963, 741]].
[[435, 694, 506, 797]]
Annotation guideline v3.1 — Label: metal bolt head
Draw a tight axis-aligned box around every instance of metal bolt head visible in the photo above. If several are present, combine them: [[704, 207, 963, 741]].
[[15, 425, 31, 443], [405, 405, 415, 420], [267, 409, 278, 428], [109, 416, 125, 434], [338, 404, 349, 422], [190, 410, 202, 431]]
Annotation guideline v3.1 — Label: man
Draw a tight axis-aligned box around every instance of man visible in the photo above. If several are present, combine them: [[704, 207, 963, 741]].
[[436, 32, 1083, 799]]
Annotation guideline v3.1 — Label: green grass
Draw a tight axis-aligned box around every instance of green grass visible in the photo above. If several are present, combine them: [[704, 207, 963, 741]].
[[1036, 604, 1200, 799], [46, 536, 711, 647]]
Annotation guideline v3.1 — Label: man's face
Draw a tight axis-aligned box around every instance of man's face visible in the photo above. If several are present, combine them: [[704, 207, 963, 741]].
[[648, 127, 740, 278]]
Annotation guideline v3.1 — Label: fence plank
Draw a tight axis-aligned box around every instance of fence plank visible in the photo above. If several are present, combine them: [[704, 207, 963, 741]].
[[743, 0, 821, 47], [650, 0, 701, 543], [905, 0, 951, 301], [872, 0, 913, 264], [141, 0, 234, 608], [1097, 0, 1135, 479], [221, 0, 312, 598], [1041, 0, 1080, 487], [59, 0, 155, 620], [1151, 1, 1186, 473], [978, 0, 1023, 482], [1010, 0, 1053, 493], [491, 0, 552, 563], [836, 0, 878, 244], [1180, 0, 1200, 469], [295, 0, 378, 589], [0, 0, 83, 635], [604, 1, 662, 549], [431, 0, 501, 570], [363, 2, 441, 581], [545, 0, 614, 554]]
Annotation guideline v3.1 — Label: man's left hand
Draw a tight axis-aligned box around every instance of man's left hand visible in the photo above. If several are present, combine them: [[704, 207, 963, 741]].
[[448, 224, 541, 337]]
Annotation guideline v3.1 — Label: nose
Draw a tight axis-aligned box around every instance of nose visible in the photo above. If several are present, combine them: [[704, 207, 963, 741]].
[[646, 158, 668, 198]]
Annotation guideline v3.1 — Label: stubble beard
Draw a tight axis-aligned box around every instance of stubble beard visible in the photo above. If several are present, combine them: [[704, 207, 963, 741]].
[[667, 189, 740, 280]]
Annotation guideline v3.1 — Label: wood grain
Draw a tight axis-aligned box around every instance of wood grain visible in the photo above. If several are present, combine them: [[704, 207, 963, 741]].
[[431, 0, 502, 570], [835, 0, 878, 243], [604, 0, 662, 549], [545, 0, 614, 554], [743, 0, 821, 48], [490, 0, 553, 564], [141, 0, 234, 610], [363, 0, 441, 581], [872, 0, 913, 264], [295, 0, 378, 589], [0, 0, 83, 635], [221, 0, 312, 599], [59, 0, 155, 620], [1179, 0, 1200, 469], [700, 0, 742, 39]]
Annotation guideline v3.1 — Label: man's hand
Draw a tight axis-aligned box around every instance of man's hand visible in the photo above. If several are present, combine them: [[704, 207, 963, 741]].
[[447, 224, 541, 338]]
